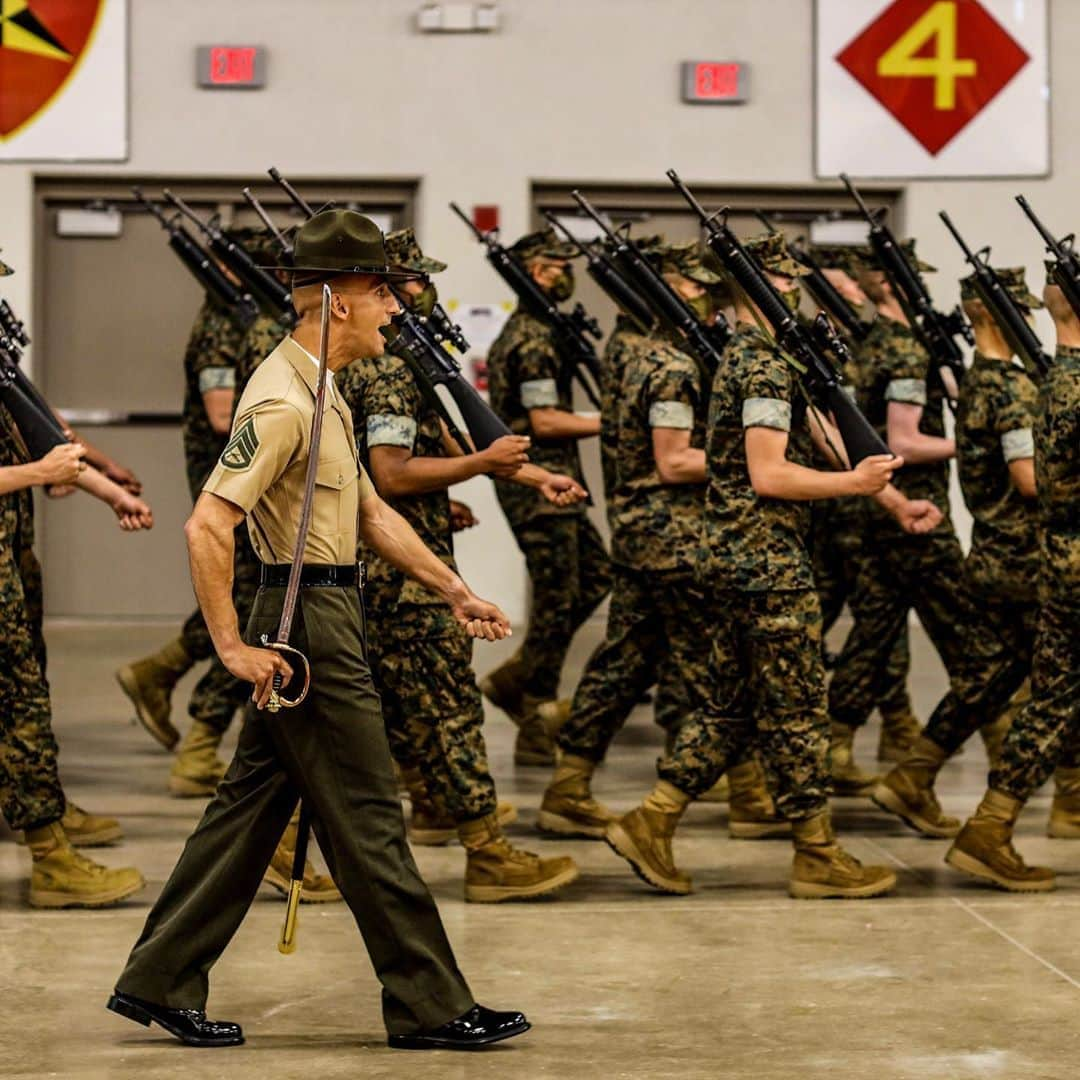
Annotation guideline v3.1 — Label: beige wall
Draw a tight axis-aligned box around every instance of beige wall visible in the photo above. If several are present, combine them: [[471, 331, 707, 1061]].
[[1, 0, 1071, 619]]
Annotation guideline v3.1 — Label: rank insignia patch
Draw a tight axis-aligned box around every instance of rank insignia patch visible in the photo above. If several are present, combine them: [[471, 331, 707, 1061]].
[[220, 417, 259, 471]]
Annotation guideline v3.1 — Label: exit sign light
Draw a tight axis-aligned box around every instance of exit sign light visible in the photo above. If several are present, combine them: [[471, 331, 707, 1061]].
[[196, 46, 267, 89], [681, 61, 749, 104]]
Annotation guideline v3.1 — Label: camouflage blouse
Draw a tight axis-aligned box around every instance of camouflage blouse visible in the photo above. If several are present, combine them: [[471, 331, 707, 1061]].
[[337, 352, 457, 614], [1037, 345, 1080, 597], [856, 315, 951, 527], [486, 307, 585, 528], [956, 352, 1040, 601], [697, 323, 815, 592], [607, 331, 707, 574], [0, 405, 32, 566], [599, 315, 642, 511]]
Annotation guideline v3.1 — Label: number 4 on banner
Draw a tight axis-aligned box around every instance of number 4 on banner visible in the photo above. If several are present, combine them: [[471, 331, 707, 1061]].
[[877, 1, 976, 110]]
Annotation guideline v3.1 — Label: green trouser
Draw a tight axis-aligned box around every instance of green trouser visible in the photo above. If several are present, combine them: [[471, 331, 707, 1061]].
[[513, 514, 612, 701], [558, 567, 712, 762], [116, 584, 473, 1035]]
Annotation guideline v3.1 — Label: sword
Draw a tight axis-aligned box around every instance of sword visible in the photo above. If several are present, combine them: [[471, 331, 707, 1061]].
[[259, 282, 332, 954]]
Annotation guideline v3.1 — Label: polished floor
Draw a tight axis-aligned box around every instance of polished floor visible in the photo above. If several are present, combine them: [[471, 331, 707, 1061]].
[[3, 618, 1079, 1080]]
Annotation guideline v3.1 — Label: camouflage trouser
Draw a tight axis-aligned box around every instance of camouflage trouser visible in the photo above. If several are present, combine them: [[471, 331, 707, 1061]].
[[815, 524, 911, 716], [992, 596, 1080, 798], [923, 595, 1036, 755], [513, 514, 612, 701], [371, 602, 497, 823], [0, 549, 64, 832], [659, 588, 830, 821], [558, 567, 712, 762], [828, 529, 1018, 734], [186, 528, 262, 734]]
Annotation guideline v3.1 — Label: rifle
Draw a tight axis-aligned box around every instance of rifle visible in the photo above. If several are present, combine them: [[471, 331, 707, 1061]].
[[242, 187, 294, 258], [386, 308, 511, 453], [268, 167, 325, 218], [133, 188, 259, 329], [667, 169, 891, 466], [841, 174, 969, 407], [0, 299, 29, 348], [571, 190, 731, 373], [0, 340, 70, 459], [939, 211, 1050, 381], [163, 190, 297, 327], [753, 210, 872, 343], [449, 201, 602, 409], [542, 211, 657, 334], [1015, 195, 1080, 322]]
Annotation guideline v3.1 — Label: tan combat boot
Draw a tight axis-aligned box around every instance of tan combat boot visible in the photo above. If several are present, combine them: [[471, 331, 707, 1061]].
[[262, 810, 342, 903], [697, 773, 730, 803], [18, 801, 123, 848], [789, 811, 896, 899], [26, 822, 145, 909], [459, 814, 579, 902], [946, 789, 1054, 892], [401, 767, 517, 846], [829, 721, 881, 797], [169, 721, 228, 797], [604, 781, 693, 895], [538, 754, 617, 839], [536, 698, 572, 738], [115, 637, 193, 751], [727, 759, 791, 840], [872, 736, 960, 838], [1048, 767, 1080, 839], [478, 651, 526, 725], [876, 702, 922, 763], [514, 702, 557, 767]]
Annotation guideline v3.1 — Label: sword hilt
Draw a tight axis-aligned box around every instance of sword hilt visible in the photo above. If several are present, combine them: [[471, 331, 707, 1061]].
[[260, 638, 310, 712]]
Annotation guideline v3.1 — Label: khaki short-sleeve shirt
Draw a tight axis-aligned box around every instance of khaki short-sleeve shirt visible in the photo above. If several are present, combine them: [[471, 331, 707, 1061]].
[[204, 336, 374, 565]]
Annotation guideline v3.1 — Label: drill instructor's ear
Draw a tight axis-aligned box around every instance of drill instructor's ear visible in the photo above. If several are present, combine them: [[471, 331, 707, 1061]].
[[330, 291, 350, 319]]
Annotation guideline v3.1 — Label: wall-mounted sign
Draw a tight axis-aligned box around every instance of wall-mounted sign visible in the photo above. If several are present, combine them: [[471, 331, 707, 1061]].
[[681, 61, 749, 104], [196, 45, 266, 89], [0, 0, 127, 162], [816, 0, 1048, 177]]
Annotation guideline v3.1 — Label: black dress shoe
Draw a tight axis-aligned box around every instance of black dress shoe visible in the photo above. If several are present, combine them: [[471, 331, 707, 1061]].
[[388, 1004, 530, 1050], [107, 991, 244, 1047]]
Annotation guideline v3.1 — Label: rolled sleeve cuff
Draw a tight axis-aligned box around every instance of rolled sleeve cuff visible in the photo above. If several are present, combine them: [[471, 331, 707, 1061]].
[[367, 414, 417, 449], [648, 400, 694, 430], [742, 397, 792, 432], [1001, 426, 1035, 463], [521, 378, 559, 409], [198, 367, 236, 393], [885, 378, 927, 406]]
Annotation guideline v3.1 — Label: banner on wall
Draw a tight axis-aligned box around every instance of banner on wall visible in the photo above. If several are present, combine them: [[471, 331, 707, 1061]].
[[0, 0, 127, 161], [815, 0, 1048, 178]]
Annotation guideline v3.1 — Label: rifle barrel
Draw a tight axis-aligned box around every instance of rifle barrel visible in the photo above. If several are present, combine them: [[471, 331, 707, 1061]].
[[268, 167, 315, 217]]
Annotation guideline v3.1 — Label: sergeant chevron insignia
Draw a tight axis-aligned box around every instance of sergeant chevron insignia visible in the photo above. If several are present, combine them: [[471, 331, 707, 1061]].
[[221, 417, 259, 470]]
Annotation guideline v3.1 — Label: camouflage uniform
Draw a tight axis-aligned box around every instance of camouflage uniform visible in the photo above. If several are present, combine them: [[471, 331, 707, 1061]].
[[179, 299, 246, 662], [992, 345, 1080, 795], [0, 406, 64, 832], [337, 353, 498, 822], [557, 330, 712, 762], [658, 323, 831, 819], [185, 313, 289, 735], [827, 317, 1021, 744], [487, 306, 611, 701]]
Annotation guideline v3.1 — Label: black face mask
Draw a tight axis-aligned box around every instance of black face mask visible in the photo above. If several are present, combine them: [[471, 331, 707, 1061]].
[[410, 281, 439, 318], [548, 267, 575, 302]]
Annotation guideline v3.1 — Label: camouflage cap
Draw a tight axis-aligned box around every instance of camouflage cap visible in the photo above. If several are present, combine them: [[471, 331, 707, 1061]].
[[385, 227, 447, 275], [859, 238, 936, 274], [960, 266, 1043, 310], [810, 243, 869, 278], [0, 249, 12, 276], [647, 240, 725, 285], [510, 227, 578, 262], [744, 231, 811, 278]]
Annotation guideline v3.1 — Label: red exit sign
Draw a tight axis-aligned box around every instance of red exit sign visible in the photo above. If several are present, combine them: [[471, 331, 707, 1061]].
[[681, 61, 749, 104], [196, 46, 267, 89]]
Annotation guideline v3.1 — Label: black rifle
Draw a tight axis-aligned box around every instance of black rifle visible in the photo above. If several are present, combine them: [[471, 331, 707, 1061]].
[[754, 211, 872, 343], [667, 170, 891, 466], [426, 304, 471, 355], [133, 188, 258, 329], [386, 308, 511, 453], [164, 190, 297, 327], [242, 187, 294, 258], [0, 299, 29, 348], [268, 167, 325, 218], [841, 174, 969, 408], [0, 340, 69, 459], [570, 191, 730, 371], [939, 211, 1050, 381], [1016, 195, 1080, 322], [542, 211, 656, 334], [449, 201, 602, 409]]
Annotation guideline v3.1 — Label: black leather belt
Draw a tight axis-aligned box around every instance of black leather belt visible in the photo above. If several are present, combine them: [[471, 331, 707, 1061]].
[[259, 563, 359, 588]]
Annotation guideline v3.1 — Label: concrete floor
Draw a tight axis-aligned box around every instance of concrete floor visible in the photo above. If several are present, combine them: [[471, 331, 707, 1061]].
[[3, 618, 1080, 1080]]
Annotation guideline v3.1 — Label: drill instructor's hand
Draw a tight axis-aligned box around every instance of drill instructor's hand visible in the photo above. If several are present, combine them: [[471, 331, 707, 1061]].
[[223, 644, 295, 709]]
